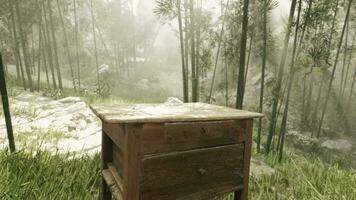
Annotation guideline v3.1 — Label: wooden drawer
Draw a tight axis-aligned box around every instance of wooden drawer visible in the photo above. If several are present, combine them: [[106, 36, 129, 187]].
[[140, 144, 245, 200], [141, 120, 247, 155]]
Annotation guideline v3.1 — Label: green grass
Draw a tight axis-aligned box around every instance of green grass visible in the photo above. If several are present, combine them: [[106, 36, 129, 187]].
[[0, 150, 101, 200], [1, 146, 355, 200]]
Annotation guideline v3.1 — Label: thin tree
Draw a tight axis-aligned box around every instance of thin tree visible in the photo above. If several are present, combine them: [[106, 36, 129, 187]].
[[277, 0, 302, 162], [184, 0, 190, 101], [0, 53, 16, 153], [47, 0, 63, 91], [90, 0, 101, 94], [56, 0, 76, 90], [266, 0, 297, 153], [73, 0, 81, 91], [257, 0, 268, 152], [190, 0, 197, 102], [14, 0, 34, 92], [317, 0, 353, 137], [7, 0, 26, 89], [235, 0, 250, 109], [177, 0, 189, 102], [42, 1, 57, 89], [208, 0, 229, 103]]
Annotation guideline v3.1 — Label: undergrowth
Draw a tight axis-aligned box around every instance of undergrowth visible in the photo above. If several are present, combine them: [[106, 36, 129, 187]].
[[1, 147, 355, 200]]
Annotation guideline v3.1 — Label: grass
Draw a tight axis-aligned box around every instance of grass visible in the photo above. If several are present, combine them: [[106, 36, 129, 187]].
[[15, 129, 77, 148], [0, 150, 101, 200], [2, 76, 355, 199], [1, 146, 355, 200]]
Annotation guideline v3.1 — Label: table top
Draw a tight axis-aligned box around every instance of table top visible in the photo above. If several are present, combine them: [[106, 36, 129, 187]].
[[90, 103, 263, 124]]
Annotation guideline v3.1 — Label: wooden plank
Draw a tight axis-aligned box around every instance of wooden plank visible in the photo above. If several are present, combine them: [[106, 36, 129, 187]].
[[235, 119, 253, 200], [112, 144, 123, 179], [141, 120, 247, 155], [103, 122, 125, 151], [108, 163, 124, 193], [122, 124, 142, 200], [102, 131, 113, 200], [140, 144, 245, 200], [102, 169, 123, 200], [90, 103, 263, 124]]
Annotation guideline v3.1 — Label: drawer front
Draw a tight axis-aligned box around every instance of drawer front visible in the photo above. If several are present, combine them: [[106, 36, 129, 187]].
[[141, 120, 247, 155], [140, 144, 245, 200]]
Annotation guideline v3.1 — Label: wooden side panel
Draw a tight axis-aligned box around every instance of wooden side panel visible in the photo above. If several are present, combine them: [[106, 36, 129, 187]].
[[140, 144, 245, 200], [102, 131, 113, 200], [122, 124, 142, 200], [112, 144, 124, 179], [141, 120, 247, 155], [103, 121, 125, 151]]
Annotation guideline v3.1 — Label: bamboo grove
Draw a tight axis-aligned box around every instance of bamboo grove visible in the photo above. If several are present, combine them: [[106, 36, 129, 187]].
[[0, 0, 141, 96], [155, 0, 356, 161], [0, 0, 356, 161]]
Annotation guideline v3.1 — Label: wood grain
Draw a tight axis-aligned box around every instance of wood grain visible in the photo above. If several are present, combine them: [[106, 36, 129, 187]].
[[140, 144, 245, 199], [102, 131, 113, 200], [103, 121, 125, 151], [235, 119, 253, 200], [122, 124, 142, 200], [141, 120, 247, 155]]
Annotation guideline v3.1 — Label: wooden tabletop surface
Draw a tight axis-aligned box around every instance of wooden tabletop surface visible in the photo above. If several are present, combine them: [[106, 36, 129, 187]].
[[90, 103, 263, 124]]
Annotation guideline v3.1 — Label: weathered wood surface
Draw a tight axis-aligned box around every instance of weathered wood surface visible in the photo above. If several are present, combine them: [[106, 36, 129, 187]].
[[91, 103, 263, 123], [140, 144, 245, 199], [102, 169, 123, 200], [122, 124, 142, 200], [102, 131, 113, 200], [141, 120, 247, 155]]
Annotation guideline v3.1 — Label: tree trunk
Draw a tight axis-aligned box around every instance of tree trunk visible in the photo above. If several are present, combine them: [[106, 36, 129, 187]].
[[47, 0, 63, 91], [278, 0, 302, 162], [37, 25, 42, 91], [189, 0, 197, 102], [235, 0, 250, 109], [342, 34, 355, 97], [317, 0, 353, 137], [340, 15, 350, 97], [177, 0, 189, 102], [56, 0, 76, 90], [208, 0, 229, 103], [14, 0, 34, 92], [8, 0, 26, 89], [73, 0, 80, 91], [266, 0, 297, 153], [0, 54, 16, 153], [184, 0, 190, 101], [195, 0, 202, 102], [42, 1, 57, 89], [257, 0, 268, 153], [90, 0, 100, 94], [244, 36, 253, 87]]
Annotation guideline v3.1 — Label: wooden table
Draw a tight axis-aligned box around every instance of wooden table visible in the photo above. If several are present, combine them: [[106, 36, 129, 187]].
[[91, 103, 263, 200]]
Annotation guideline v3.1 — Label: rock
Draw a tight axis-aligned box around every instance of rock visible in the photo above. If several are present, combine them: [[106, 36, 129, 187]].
[[165, 97, 183, 104], [286, 130, 318, 147], [0, 90, 101, 155], [57, 97, 81, 104], [321, 139, 353, 152], [250, 157, 275, 178]]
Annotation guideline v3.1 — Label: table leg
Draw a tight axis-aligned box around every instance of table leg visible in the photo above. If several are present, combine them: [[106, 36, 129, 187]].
[[235, 119, 253, 200], [102, 131, 113, 200]]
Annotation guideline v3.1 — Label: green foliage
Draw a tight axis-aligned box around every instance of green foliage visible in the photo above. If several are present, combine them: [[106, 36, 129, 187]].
[[0, 150, 101, 200], [1, 145, 355, 199]]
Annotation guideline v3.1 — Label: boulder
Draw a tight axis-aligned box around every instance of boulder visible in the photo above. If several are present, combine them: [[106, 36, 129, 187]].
[[250, 157, 275, 178], [321, 139, 353, 152]]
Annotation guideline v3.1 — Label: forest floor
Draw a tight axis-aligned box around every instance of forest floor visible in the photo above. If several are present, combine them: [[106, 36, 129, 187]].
[[1, 88, 356, 199]]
